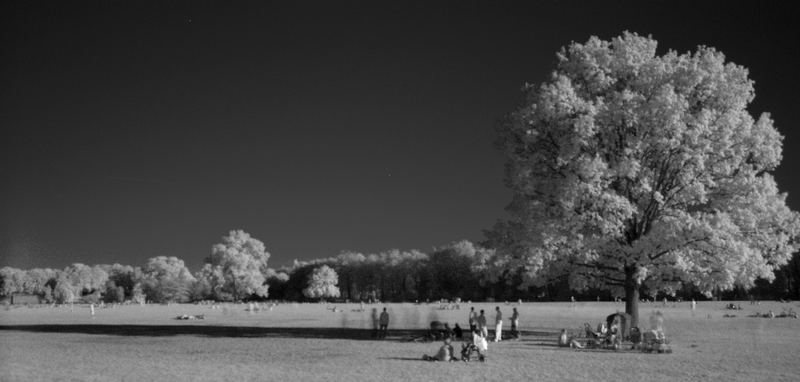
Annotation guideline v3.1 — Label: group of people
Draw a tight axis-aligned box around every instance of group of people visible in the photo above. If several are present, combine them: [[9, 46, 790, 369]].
[[557, 320, 622, 350], [423, 327, 490, 362], [422, 306, 521, 362], [467, 306, 520, 342]]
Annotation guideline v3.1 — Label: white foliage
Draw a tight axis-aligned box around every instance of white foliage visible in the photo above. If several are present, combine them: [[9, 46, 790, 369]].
[[492, 32, 800, 296], [197, 230, 271, 300], [303, 265, 340, 300]]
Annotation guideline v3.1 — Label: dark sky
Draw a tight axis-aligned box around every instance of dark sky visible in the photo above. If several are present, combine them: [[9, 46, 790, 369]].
[[1, 1, 798, 271]]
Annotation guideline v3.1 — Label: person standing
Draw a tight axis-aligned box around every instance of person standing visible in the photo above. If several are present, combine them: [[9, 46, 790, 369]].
[[477, 310, 488, 338], [494, 306, 503, 342], [468, 307, 477, 332], [379, 307, 390, 339], [510, 307, 519, 339]]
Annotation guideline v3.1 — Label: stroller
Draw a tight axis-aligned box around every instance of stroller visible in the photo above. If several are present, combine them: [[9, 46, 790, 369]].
[[641, 329, 672, 353], [461, 331, 487, 362], [460, 342, 481, 362]]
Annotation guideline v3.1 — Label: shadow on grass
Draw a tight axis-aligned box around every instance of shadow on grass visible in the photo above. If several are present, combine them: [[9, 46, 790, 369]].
[[0, 324, 432, 342], [0, 325, 564, 347], [377, 357, 428, 361]]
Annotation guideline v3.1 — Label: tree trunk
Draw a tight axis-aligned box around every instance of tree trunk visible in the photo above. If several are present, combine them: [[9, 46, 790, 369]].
[[624, 266, 640, 328], [230, 270, 238, 301]]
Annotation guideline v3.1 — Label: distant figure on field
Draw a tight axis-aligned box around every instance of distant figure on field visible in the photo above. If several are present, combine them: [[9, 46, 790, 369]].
[[691, 299, 696, 310], [468, 307, 478, 332], [494, 306, 503, 342], [510, 307, 519, 339], [371, 308, 379, 338], [379, 308, 389, 338], [453, 323, 463, 340], [90, 303, 95, 317], [423, 337, 455, 362], [477, 310, 488, 338]]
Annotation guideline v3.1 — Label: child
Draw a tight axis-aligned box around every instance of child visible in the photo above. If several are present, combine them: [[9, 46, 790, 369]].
[[473, 328, 488, 362]]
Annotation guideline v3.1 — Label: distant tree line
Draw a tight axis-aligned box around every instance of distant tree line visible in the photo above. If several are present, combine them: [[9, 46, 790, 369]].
[[2, 230, 798, 304]]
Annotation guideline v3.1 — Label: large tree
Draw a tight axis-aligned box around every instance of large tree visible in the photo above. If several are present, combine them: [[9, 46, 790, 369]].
[[491, 32, 800, 326], [198, 230, 270, 301]]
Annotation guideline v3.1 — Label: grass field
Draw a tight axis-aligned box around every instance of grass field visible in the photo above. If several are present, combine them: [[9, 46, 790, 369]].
[[1, 300, 799, 381]]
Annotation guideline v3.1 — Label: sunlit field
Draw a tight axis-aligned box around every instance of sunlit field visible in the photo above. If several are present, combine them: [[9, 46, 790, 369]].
[[1, 301, 799, 381]]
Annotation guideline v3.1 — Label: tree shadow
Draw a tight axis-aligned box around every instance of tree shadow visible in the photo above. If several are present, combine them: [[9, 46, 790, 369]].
[[0, 325, 573, 350], [0, 324, 430, 342], [376, 357, 427, 361]]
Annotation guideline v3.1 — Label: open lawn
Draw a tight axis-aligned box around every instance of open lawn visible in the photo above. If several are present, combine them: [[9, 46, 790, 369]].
[[1, 301, 799, 381]]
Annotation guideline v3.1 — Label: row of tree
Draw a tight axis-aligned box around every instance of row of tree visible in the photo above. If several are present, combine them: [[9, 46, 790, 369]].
[[3, 228, 798, 305], [0, 231, 276, 304], [0, 233, 519, 304]]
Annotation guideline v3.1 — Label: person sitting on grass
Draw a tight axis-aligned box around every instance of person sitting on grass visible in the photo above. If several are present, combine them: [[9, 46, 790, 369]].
[[423, 337, 455, 362], [558, 329, 584, 349], [443, 323, 454, 339], [453, 323, 463, 340]]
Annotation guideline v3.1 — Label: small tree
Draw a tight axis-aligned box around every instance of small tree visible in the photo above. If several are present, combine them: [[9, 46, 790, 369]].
[[0, 267, 29, 297], [53, 281, 75, 304], [491, 32, 800, 327], [106, 264, 142, 300], [131, 283, 146, 305], [303, 265, 340, 301]]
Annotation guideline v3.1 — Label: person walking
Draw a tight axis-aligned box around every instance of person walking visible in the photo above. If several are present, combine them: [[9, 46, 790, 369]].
[[468, 307, 478, 332], [510, 307, 519, 339], [477, 310, 488, 338], [379, 308, 390, 339], [494, 306, 503, 342]]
